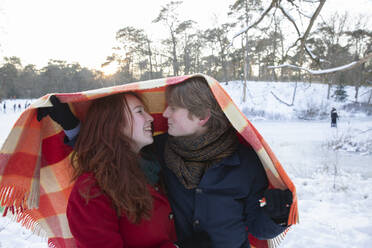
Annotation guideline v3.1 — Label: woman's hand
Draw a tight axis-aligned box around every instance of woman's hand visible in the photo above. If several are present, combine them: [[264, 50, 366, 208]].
[[37, 95, 79, 130]]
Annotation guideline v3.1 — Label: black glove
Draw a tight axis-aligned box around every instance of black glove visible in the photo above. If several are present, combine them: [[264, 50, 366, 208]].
[[175, 231, 213, 248], [263, 189, 293, 225], [37, 95, 79, 130]]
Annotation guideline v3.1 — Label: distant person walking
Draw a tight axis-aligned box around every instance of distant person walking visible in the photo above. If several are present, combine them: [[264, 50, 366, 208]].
[[331, 107, 339, 128], [2, 102, 6, 113]]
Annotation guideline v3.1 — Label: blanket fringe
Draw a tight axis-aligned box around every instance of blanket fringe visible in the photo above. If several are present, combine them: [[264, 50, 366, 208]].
[[48, 241, 58, 248], [2, 207, 48, 238], [268, 226, 291, 248], [1, 186, 27, 208], [0, 184, 39, 209], [1, 185, 47, 240]]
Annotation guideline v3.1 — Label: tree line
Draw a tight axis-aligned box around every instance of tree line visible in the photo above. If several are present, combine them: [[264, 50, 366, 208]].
[[0, 0, 371, 102]]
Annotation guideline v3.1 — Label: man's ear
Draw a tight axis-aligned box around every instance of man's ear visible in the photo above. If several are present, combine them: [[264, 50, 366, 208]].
[[199, 109, 211, 126]]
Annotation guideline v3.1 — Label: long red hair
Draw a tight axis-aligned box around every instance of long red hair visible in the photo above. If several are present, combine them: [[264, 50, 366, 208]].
[[71, 92, 153, 223]]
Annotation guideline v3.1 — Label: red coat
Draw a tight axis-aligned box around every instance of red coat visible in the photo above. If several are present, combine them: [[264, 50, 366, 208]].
[[66, 173, 177, 248]]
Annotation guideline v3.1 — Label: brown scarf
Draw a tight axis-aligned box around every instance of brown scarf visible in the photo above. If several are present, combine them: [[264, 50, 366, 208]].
[[164, 126, 239, 189]]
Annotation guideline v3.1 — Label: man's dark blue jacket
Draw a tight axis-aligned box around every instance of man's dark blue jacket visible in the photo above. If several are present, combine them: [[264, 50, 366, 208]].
[[155, 134, 286, 248]]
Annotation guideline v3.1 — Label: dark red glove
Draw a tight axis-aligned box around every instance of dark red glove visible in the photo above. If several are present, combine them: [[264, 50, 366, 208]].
[[263, 189, 293, 225]]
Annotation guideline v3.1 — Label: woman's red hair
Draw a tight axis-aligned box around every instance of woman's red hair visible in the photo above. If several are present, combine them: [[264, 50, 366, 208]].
[[71, 92, 153, 223]]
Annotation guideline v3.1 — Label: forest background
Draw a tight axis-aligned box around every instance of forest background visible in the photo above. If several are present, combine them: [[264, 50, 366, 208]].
[[0, 0, 371, 105]]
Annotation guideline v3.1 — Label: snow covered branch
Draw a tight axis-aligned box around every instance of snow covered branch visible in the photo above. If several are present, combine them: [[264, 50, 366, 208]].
[[270, 81, 298, 106], [268, 53, 372, 75], [278, 4, 301, 36], [270, 91, 294, 106], [300, 0, 325, 50], [229, 0, 277, 46], [280, 0, 325, 64]]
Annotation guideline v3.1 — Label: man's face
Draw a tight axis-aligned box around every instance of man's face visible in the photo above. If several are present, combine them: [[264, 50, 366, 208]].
[[163, 105, 206, 137]]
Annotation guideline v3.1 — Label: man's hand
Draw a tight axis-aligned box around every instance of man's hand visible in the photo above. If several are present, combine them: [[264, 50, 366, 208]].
[[37, 95, 79, 130], [262, 189, 293, 225]]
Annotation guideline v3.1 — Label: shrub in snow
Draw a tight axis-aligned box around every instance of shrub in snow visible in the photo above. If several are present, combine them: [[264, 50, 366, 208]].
[[294, 99, 329, 120], [242, 107, 266, 119], [242, 107, 289, 120], [325, 127, 372, 155], [342, 102, 372, 116]]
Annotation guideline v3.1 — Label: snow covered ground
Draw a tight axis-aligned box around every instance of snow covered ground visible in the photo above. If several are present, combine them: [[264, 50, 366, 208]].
[[1, 81, 372, 247], [254, 120, 372, 247]]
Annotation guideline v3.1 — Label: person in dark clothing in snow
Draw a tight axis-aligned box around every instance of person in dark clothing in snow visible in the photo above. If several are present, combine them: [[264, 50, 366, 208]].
[[331, 107, 339, 128], [40, 77, 292, 248]]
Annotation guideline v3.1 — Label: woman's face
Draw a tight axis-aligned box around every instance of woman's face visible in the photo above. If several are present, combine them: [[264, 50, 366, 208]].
[[123, 94, 154, 152]]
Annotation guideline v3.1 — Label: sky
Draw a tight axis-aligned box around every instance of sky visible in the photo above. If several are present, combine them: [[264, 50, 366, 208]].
[[0, 0, 371, 75]]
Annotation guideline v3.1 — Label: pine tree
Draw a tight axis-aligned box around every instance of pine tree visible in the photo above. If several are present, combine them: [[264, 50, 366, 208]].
[[333, 84, 348, 102]]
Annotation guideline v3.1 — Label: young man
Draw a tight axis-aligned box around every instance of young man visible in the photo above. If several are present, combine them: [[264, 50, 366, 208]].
[[38, 77, 292, 247], [154, 77, 291, 247]]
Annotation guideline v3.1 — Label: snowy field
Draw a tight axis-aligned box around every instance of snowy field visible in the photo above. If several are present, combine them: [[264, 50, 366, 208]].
[[1, 81, 372, 247]]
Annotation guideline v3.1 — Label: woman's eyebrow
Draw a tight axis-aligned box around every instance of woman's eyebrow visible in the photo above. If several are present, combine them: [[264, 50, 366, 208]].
[[133, 105, 144, 110]]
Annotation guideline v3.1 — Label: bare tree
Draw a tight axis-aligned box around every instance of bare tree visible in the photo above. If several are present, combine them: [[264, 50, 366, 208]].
[[229, 0, 263, 101], [153, 1, 195, 76], [345, 16, 372, 102], [103, 26, 155, 80], [268, 53, 372, 74], [176, 20, 197, 75], [204, 23, 235, 82], [229, 0, 326, 101]]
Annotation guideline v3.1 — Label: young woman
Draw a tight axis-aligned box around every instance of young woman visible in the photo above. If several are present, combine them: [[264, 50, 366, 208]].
[[39, 93, 211, 248]]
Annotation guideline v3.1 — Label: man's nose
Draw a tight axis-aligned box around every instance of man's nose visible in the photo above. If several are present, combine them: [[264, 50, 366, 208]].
[[163, 107, 170, 118]]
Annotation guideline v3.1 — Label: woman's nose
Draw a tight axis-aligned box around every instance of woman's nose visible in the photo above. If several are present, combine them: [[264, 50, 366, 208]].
[[146, 112, 154, 122]]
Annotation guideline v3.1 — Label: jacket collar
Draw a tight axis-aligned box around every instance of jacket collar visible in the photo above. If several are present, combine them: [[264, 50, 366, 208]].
[[213, 150, 240, 167]]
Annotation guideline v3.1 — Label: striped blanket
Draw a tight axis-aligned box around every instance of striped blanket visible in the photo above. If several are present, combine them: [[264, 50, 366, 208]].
[[0, 74, 298, 248]]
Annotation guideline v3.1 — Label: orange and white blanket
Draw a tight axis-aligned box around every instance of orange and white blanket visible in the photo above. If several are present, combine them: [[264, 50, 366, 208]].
[[0, 74, 298, 248]]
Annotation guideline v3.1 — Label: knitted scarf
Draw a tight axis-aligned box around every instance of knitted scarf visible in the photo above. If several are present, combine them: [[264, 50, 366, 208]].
[[164, 126, 238, 189]]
